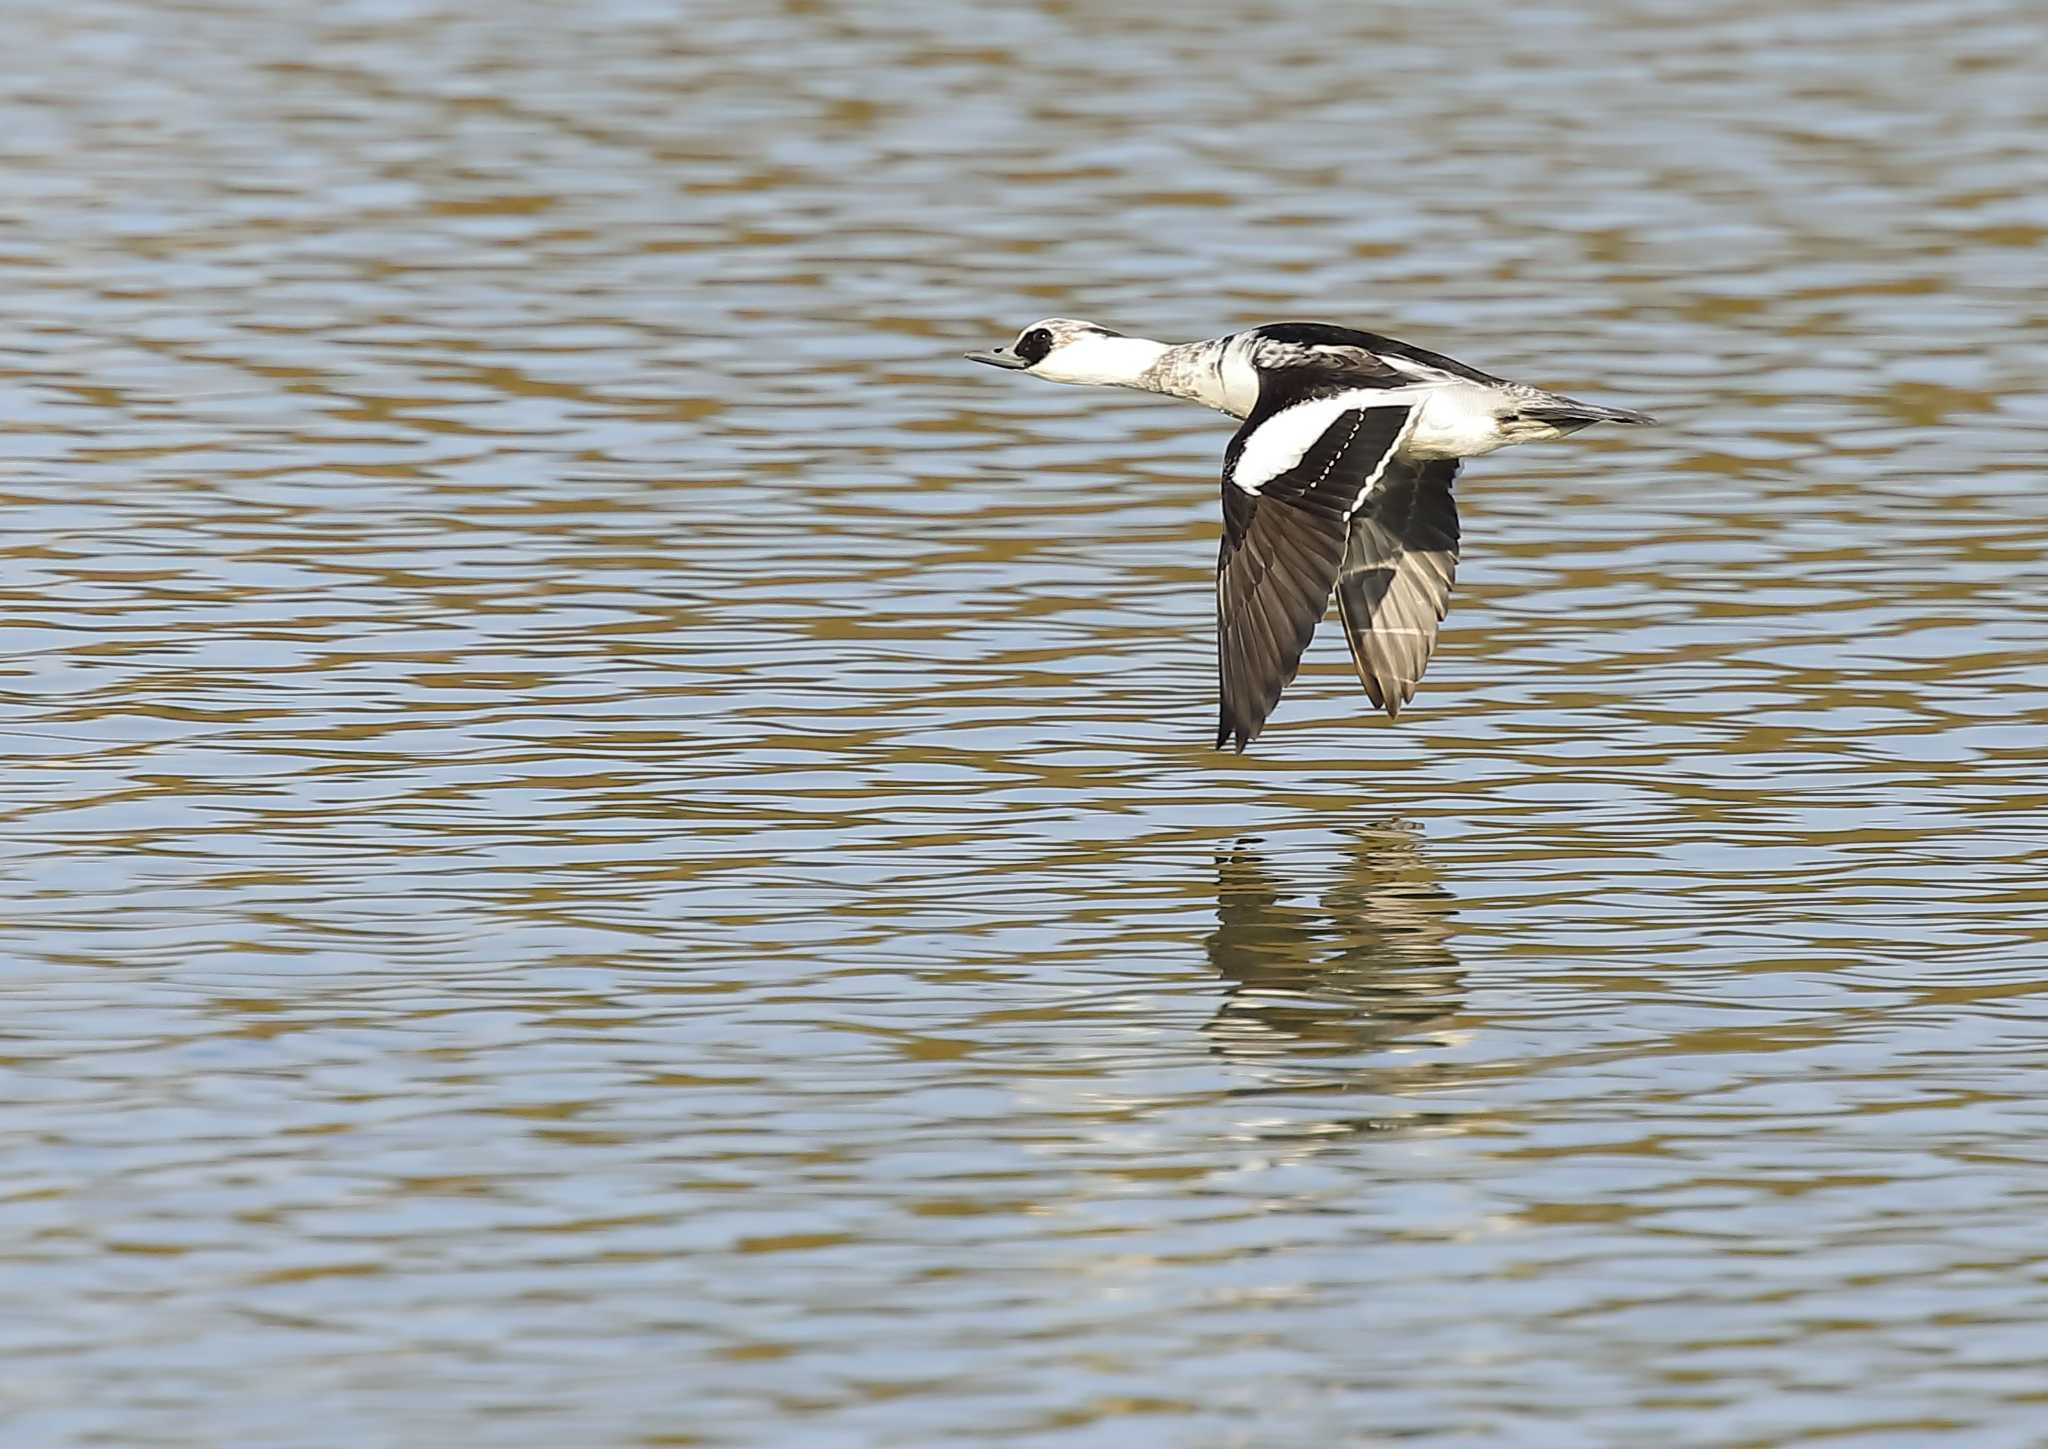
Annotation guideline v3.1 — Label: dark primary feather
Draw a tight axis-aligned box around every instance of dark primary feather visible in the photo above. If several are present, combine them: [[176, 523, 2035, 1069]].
[[1213, 399, 1412, 751], [1215, 495, 1345, 752], [1336, 458, 1461, 718]]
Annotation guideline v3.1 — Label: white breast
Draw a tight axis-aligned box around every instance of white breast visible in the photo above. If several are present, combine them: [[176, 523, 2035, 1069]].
[[1214, 337, 1263, 418]]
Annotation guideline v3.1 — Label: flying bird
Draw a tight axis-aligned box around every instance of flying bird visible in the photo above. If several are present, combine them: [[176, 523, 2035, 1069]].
[[968, 319, 1654, 751]]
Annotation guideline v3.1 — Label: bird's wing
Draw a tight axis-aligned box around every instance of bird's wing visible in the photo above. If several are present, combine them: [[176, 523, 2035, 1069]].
[[1215, 392, 1417, 751], [1335, 457, 1461, 718], [1247, 322, 1508, 388]]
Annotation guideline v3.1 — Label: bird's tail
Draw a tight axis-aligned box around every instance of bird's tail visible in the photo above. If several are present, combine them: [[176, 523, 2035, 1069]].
[[1519, 396, 1657, 432]]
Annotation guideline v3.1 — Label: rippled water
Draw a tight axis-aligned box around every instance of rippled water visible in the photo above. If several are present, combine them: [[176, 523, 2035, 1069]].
[[4, 0, 2046, 1444]]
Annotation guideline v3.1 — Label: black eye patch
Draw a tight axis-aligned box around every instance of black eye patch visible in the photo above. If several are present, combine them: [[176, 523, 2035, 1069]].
[[1014, 328, 1054, 365]]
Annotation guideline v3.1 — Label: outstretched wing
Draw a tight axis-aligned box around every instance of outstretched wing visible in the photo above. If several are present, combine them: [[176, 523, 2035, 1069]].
[[1336, 457, 1461, 718], [1215, 394, 1416, 751]]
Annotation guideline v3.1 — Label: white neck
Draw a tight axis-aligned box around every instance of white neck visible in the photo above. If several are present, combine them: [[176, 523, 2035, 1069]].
[[1034, 335, 1170, 387], [1037, 334, 1248, 416]]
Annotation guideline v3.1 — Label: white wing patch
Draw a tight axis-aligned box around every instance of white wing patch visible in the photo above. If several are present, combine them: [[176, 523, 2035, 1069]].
[[1230, 388, 1427, 495]]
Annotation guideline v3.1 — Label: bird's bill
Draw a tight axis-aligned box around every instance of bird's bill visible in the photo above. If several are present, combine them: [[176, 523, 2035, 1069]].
[[965, 348, 1030, 370]]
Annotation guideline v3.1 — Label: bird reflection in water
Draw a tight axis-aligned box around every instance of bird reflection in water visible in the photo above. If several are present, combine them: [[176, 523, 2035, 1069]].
[[1204, 827, 1464, 1097]]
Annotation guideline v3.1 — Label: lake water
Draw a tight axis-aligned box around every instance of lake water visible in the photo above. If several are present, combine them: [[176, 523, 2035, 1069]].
[[3, 1, 2046, 1444]]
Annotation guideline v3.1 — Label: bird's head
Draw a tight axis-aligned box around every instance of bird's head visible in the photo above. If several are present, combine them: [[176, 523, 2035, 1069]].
[[966, 318, 1154, 386]]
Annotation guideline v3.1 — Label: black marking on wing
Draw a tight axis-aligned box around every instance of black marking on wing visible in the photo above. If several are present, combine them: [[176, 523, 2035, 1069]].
[[1214, 402, 1412, 752], [1336, 458, 1462, 719], [1252, 321, 1507, 387]]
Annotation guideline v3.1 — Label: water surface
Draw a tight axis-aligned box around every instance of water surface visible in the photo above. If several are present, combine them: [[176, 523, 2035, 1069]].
[[3, 1, 2047, 1444]]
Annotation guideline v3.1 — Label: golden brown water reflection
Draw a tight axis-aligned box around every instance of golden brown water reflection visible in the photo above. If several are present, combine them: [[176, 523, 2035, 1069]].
[[4, 0, 2047, 1444]]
